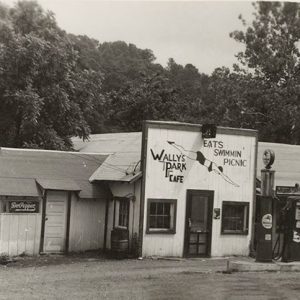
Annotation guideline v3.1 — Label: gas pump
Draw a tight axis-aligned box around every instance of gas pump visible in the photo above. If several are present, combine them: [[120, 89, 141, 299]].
[[281, 195, 300, 262], [271, 184, 300, 262], [256, 149, 275, 263]]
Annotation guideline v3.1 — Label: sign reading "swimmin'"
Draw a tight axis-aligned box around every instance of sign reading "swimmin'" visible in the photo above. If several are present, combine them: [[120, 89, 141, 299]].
[[8, 201, 39, 213], [203, 140, 247, 167]]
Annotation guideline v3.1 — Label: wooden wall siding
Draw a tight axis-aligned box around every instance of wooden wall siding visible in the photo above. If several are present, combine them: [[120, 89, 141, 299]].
[[0, 213, 41, 256], [69, 194, 106, 252], [106, 181, 141, 250], [142, 126, 257, 257]]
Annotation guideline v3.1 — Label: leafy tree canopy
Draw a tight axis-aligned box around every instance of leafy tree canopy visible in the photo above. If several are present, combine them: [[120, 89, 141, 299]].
[[105, 72, 186, 132], [0, 1, 104, 150], [217, 1, 300, 144], [2, 0, 300, 148]]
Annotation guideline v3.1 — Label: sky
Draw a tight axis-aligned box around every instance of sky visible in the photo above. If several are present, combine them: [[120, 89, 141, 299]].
[[2, 0, 255, 74]]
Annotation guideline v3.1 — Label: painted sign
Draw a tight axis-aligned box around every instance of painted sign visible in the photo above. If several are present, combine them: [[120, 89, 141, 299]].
[[276, 185, 300, 196], [165, 140, 240, 187], [265, 234, 271, 241], [8, 201, 39, 213], [293, 231, 300, 243], [150, 134, 251, 187], [203, 140, 247, 168], [261, 214, 272, 229], [150, 148, 186, 183]]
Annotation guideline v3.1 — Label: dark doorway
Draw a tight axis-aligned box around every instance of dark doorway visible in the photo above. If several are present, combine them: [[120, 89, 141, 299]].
[[184, 190, 214, 257]]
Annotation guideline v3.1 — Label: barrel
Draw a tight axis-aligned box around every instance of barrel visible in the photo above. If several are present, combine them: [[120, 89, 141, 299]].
[[111, 228, 129, 257]]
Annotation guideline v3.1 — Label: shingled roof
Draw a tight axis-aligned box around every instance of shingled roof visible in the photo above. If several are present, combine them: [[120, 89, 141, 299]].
[[0, 148, 108, 198], [72, 132, 141, 154], [73, 132, 142, 183]]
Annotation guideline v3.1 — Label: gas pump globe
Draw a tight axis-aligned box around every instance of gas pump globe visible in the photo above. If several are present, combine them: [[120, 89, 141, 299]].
[[261, 149, 275, 197], [262, 149, 275, 170]]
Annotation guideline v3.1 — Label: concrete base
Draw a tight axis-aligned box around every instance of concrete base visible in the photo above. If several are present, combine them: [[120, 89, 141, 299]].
[[228, 260, 300, 272]]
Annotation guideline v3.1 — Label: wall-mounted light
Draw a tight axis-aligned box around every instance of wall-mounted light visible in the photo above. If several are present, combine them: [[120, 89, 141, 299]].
[[202, 124, 217, 139]]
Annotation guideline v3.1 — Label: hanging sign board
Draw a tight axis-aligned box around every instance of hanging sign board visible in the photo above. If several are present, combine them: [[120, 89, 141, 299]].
[[8, 201, 39, 213], [276, 186, 300, 196]]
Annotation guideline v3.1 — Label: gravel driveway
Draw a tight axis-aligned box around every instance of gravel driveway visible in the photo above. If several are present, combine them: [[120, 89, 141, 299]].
[[0, 254, 299, 299]]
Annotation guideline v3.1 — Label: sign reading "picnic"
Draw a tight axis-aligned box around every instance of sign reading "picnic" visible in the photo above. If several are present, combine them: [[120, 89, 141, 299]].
[[8, 201, 39, 213], [203, 139, 247, 167]]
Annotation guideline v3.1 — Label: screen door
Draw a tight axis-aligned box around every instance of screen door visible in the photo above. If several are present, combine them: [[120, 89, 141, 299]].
[[184, 190, 214, 257]]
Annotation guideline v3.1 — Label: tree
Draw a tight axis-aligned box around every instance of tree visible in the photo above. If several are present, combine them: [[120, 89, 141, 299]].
[[105, 72, 185, 132], [229, 2, 300, 144], [0, 1, 104, 150], [68, 34, 102, 72], [97, 41, 163, 92], [68, 37, 168, 133], [166, 58, 210, 124]]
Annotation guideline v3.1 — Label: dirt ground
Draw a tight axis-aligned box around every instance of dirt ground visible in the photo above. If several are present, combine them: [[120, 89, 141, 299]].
[[0, 253, 300, 300]]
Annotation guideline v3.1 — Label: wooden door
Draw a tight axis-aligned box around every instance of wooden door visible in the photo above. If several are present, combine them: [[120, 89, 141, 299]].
[[43, 191, 68, 253], [184, 190, 214, 257]]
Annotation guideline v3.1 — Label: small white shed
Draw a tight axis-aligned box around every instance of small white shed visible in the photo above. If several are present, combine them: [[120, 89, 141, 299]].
[[0, 148, 109, 256]]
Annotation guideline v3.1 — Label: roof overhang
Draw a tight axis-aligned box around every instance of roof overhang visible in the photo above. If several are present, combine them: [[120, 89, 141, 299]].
[[36, 178, 81, 192], [90, 171, 142, 184], [0, 178, 40, 197]]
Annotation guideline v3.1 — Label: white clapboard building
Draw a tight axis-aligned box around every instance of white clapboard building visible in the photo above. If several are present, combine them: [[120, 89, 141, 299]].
[[7, 120, 298, 258]]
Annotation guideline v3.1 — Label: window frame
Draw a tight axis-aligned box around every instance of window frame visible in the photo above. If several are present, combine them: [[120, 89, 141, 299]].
[[146, 198, 177, 234], [118, 200, 129, 229], [221, 201, 249, 235], [114, 197, 130, 230]]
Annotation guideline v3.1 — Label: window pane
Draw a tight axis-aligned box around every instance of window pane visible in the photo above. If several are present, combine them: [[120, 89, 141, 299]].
[[147, 199, 177, 233], [157, 203, 164, 215], [157, 216, 164, 228], [189, 244, 197, 255], [118, 201, 129, 227], [163, 216, 170, 228], [149, 216, 156, 228], [222, 202, 248, 234], [150, 202, 157, 215], [164, 203, 170, 215]]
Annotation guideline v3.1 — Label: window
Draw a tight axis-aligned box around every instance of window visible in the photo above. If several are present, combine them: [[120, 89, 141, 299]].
[[221, 201, 249, 235], [146, 199, 177, 234], [118, 200, 129, 228]]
